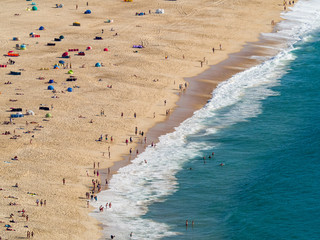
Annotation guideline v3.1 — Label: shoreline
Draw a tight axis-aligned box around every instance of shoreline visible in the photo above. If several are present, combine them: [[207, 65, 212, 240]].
[[101, 34, 284, 183], [95, 12, 290, 238]]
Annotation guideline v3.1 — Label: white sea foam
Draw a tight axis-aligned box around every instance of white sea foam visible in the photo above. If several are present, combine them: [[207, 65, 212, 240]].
[[91, 1, 320, 239]]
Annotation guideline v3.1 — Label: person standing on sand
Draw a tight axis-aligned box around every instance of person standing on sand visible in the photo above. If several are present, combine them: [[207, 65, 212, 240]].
[[63, 178, 65, 185], [212, 47, 215, 53], [76, 4, 78, 10]]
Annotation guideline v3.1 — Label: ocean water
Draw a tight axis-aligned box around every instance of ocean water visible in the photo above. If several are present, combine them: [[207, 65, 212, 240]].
[[91, 1, 320, 239]]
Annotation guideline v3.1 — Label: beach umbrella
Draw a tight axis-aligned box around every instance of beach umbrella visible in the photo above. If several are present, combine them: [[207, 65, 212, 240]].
[[62, 52, 69, 57], [47, 85, 54, 90], [84, 10, 92, 14], [39, 26, 45, 30], [32, 6, 38, 11], [67, 87, 73, 92], [53, 64, 59, 69], [95, 62, 101, 67], [86, 46, 92, 50], [68, 70, 74, 74], [20, 44, 26, 50], [49, 79, 54, 83], [104, 48, 109, 51], [59, 60, 65, 64], [59, 35, 64, 40], [45, 113, 52, 118]]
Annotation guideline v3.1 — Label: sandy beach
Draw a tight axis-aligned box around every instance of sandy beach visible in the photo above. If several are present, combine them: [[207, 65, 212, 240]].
[[0, 0, 293, 239]]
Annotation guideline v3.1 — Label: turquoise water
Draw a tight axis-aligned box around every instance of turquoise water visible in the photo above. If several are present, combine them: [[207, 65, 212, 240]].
[[92, 1, 320, 239], [146, 29, 320, 240]]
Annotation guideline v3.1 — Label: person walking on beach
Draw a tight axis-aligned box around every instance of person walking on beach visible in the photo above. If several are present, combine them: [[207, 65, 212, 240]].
[[63, 178, 65, 185], [212, 47, 215, 53]]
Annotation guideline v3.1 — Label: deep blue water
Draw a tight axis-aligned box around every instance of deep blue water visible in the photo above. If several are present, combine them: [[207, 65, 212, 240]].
[[145, 22, 320, 240]]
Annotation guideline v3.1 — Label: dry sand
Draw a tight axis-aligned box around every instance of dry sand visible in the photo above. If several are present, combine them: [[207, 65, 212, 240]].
[[0, 0, 292, 239]]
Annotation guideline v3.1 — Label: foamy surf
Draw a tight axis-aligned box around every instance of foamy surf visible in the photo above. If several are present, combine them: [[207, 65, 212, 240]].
[[91, 1, 320, 239]]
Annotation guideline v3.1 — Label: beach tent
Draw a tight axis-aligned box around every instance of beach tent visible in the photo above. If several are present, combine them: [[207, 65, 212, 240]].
[[39, 26, 45, 30], [13, 37, 20, 41], [62, 52, 69, 58], [31, 2, 36, 5], [86, 46, 92, 50], [53, 64, 59, 69], [104, 48, 109, 51], [84, 10, 92, 14], [68, 70, 74, 74], [73, 22, 81, 26], [26, 110, 35, 116], [45, 113, 52, 118], [59, 60, 65, 64], [49, 79, 54, 83], [155, 9, 164, 14], [95, 63, 101, 67], [32, 6, 38, 11], [20, 44, 26, 50], [59, 35, 64, 40], [10, 71, 21, 75], [11, 113, 24, 118], [48, 85, 54, 90], [67, 87, 73, 92]]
